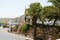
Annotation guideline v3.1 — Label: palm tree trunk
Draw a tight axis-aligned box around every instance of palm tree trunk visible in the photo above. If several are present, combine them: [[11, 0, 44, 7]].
[[32, 16, 37, 40]]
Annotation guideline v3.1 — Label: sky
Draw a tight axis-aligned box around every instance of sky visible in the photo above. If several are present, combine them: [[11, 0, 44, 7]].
[[0, 0, 52, 18]]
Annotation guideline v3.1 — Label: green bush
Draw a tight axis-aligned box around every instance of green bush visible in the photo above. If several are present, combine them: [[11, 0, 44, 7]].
[[20, 23, 27, 32]]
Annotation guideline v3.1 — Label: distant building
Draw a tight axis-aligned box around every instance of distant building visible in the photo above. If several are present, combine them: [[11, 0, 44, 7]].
[[6, 15, 25, 27], [8, 19, 18, 27]]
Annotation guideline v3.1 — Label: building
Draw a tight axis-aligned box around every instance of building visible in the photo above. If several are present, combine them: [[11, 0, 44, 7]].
[[8, 19, 18, 27]]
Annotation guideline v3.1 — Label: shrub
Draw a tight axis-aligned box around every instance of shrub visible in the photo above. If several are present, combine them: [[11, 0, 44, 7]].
[[20, 23, 27, 32]]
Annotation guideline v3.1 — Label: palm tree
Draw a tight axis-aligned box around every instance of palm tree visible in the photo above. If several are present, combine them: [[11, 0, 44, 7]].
[[48, 0, 60, 17], [43, 6, 59, 26], [25, 3, 45, 40], [48, 0, 60, 34]]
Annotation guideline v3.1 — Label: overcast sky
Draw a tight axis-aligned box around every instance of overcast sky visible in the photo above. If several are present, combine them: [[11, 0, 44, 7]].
[[0, 0, 52, 18]]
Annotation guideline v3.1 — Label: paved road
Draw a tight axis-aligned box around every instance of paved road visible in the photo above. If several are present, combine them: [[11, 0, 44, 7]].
[[0, 27, 32, 40]]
